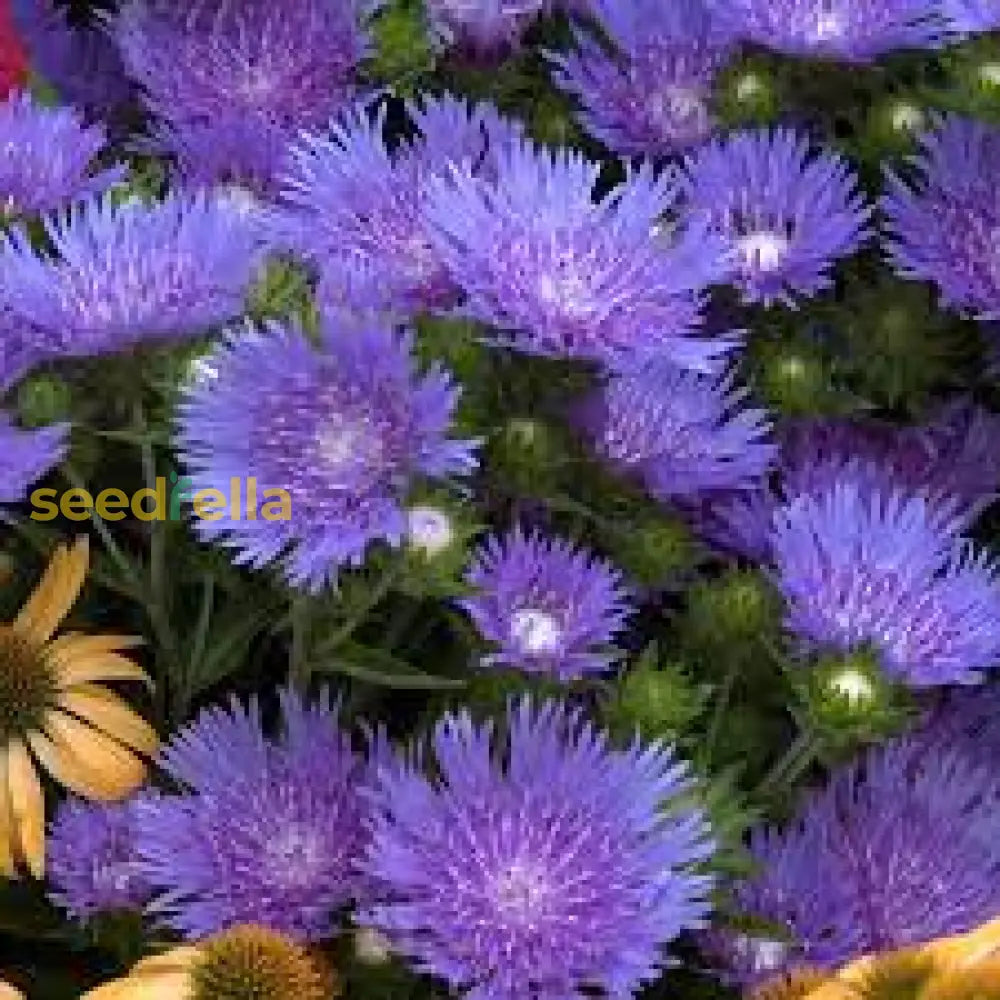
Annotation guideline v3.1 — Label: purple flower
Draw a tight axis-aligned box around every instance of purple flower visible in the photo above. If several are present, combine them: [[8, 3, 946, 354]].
[[175, 316, 477, 591], [426, 138, 734, 371], [0, 191, 264, 383], [12, 0, 136, 124], [884, 117, 1000, 322], [724, 738, 1000, 981], [0, 413, 65, 504], [361, 699, 714, 999], [133, 689, 377, 941], [771, 476, 1000, 687], [426, 0, 545, 58], [711, 0, 947, 62], [939, 0, 1000, 33], [461, 527, 632, 679], [0, 91, 124, 216], [580, 361, 776, 502], [679, 129, 871, 308], [47, 797, 154, 922], [110, 0, 377, 188], [549, 0, 732, 156]]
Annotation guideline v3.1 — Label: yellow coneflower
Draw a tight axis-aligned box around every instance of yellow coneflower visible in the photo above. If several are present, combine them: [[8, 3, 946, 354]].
[[0, 536, 156, 877], [0, 981, 24, 1000], [752, 968, 834, 999], [81, 925, 338, 1000], [920, 957, 1000, 1000]]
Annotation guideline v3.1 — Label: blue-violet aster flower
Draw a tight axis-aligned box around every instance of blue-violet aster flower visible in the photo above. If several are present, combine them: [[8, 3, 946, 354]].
[[110, 0, 378, 188], [711, 0, 947, 62], [884, 116, 1000, 322], [679, 129, 871, 307], [0, 191, 264, 383], [725, 738, 1000, 981], [133, 688, 378, 941], [580, 360, 776, 502], [0, 90, 124, 216], [0, 412, 66, 504], [361, 698, 714, 999], [426, 138, 733, 371], [425, 0, 545, 58], [175, 316, 477, 591], [549, 0, 733, 157], [461, 527, 633, 679], [938, 0, 1000, 34], [771, 477, 1000, 687], [47, 796, 154, 922]]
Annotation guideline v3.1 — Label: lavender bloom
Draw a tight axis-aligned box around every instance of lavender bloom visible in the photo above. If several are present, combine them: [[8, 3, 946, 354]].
[[426, 0, 545, 58], [111, 0, 377, 188], [549, 0, 732, 157], [0, 91, 124, 216], [461, 528, 632, 679], [884, 117, 1000, 322], [712, 0, 947, 62], [361, 699, 714, 999], [726, 738, 1000, 980], [47, 797, 153, 922], [679, 130, 871, 308], [175, 317, 477, 591], [279, 106, 458, 315], [0, 413, 66, 503], [134, 689, 376, 941], [0, 191, 263, 382], [772, 477, 1000, 687], [581, 361, 776, 503], [11, 0, 136, 123], [939, 0, 1000, 33], [427, 139, 734, 371]]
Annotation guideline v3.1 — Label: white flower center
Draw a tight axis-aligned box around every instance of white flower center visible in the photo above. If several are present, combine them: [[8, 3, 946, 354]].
[[217, 184, 259, 217], [492, 861, 552, 920], [510, 608, 562, 655], [316, 413, 381, 481], [735, 74, 764, 101], [890, 102, 924, 133], [731, 934, 790, 974], [735, 230, 790, 273], [263, 826, 325, 889], [980, 62, 1000, 87], [829, 666, 875, 703], [812, 8, 845, 40], [652, 85, 707, 124], [406, 506, 454, 556], [354, 928, 393, 965], [537, 264, 593, 318]]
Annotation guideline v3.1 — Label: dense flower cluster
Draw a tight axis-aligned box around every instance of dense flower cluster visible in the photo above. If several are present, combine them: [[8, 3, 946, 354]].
[[6, 1, 1000, 998]]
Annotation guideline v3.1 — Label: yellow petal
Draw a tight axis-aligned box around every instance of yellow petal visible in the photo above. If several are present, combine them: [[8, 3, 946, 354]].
[[927, 917, 1000, 969], [57, 686, 159, 757], [129, 946, 201, 978], [0, 981, 25, 1000], [50, 635, 152, 691], [0, 752, 16, 879], [6, 739, 44, 879], [28, 717, 145, 801], [81, 971, 192, 1000], [14, 537, 90, 645]]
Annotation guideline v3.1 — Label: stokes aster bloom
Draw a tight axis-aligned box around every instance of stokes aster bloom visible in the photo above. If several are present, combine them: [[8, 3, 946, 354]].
[[581, 360, 776, 503], [176, 317, 477, 591], [361, 699, 714, 999], [771, 477, 1000, 687], [712, 0, 947, 62], [0, 91, 124, 216], [47, 796, 153, 921], [111, 0, 378, 188], [134, 689, 378, 941], [549, 0, 732, 157], [679, 129, 871, 308], [939, 0, 1000, 33], [726, 738, 1000, 981], [427, 139, 733, 371], [279, 99, 521, 317], [461, 527, 633, 679], [0, 191, 264, 384], [884, 117, 1000, 322]]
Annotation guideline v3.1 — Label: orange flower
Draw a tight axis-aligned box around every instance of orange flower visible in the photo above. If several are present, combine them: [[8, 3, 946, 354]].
[[81, 926, 336, 1000], [0, 537, 156, 877]]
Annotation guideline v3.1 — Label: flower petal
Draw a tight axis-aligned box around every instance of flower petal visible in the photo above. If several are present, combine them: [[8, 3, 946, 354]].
[[0, 752, 16, 878], [82, 971, 192, 1000], [28, 716, 145, 800], [5, 739, 44, 878], [13, 537, 90, 644], [0, 982, 25, 1000], [57, 685, 158, 757], [129, 947, 200, 977], [50, 634, 152, 691]]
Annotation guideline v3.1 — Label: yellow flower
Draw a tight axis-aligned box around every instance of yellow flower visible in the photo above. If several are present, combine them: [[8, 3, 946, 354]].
[[0, 536, 156, 878], [81, 925, 337, 1000], [0, 981, 24, 1000]]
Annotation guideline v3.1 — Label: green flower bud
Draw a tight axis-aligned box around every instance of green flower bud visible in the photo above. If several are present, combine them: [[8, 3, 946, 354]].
[[16, 374, 72, 428], [606, 653, 708, 743]]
